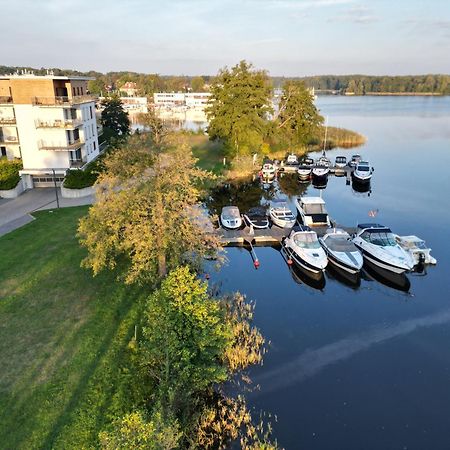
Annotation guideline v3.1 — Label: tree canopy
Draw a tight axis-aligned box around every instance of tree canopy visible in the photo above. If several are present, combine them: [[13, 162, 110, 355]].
[[100, 96, 131, 141], [78, 136, 220, 284], [276, 80, 324, 147], [206, 60, 273, 156]]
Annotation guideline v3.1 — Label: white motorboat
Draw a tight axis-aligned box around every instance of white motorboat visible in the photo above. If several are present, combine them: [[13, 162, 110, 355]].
[[243, 207, 269, 229], [286, 153, 299, 165], [320, 229, 363, 274], [353, 223, 415, 273], [297, 157, 314, 180], [283, 225, 328, 275], [335, 156, 347, 169], [220, 206, 243, 230], [352, 161, 373, 183], [312, 157, 330, 181], [295, 196, 331, 227], [261, 160, 277, 178], [394, 235, 437, 265], [349, 154, 362, 167], [269, 200, 296, 228]]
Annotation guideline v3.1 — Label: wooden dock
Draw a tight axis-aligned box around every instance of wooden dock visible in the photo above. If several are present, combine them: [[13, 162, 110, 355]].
[[217, 223, 357, 246]]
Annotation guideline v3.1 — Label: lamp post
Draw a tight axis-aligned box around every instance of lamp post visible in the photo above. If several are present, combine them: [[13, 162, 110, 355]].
[[52, 168, 60, 209]]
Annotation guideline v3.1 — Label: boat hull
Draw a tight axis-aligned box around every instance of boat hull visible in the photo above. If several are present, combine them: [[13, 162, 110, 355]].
[[354, 245, 410, 274], [324, 249, 363, 274], [283, 244, 326, 275]]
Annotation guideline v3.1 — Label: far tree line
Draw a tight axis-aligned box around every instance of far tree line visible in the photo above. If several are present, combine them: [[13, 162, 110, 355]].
[[1, 65, 449, 95]]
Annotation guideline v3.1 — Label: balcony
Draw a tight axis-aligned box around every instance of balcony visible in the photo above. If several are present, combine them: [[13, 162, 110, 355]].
[[69, 159, 87, 169], [32, 95, 97, 107], [38, 138, 84, 151], [0, 96, 13, 105], [0, 117, 16, 125], [35, 118, 82, 129], [0, 135, 19, 145]]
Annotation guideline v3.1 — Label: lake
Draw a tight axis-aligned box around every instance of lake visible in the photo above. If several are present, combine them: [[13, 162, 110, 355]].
[[208, 96, 450, 449]]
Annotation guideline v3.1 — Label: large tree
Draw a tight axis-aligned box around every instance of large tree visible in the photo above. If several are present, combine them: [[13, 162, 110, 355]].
[[78, 137, 220, 283], [139, 107, 170, 146], [276, 80, 324, 147], [100, 95, 131, 141], [206, 60, 273, 156]]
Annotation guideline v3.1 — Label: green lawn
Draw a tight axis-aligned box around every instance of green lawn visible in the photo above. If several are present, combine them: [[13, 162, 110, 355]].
[[188, 134, 228, 174], [0, 207, 148, 449]]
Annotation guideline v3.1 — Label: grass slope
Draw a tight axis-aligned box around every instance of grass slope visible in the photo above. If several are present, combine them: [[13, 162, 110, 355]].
[[0, 207, 147, 449]]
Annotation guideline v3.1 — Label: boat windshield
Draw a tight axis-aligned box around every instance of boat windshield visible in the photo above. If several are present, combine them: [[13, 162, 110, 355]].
[[362, 231, 396, 246], [293, 233, 321, 249], [357, 166, 370, 172], [303, 204, 326, 214]]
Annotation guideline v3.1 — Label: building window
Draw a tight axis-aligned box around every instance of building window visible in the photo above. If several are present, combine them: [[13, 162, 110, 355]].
[[93, 141, 96, 151], [90, 106, 93, 119], [1, 146, 6, 157]]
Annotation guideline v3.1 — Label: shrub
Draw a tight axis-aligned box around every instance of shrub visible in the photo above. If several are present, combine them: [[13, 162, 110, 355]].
[[0, 158, 22, 190]]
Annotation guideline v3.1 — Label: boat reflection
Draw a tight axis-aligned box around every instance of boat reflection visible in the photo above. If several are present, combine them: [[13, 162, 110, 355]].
[[351, 179, 372, 196], [362, 261, 411, 292], [326, 264, 361, 289]]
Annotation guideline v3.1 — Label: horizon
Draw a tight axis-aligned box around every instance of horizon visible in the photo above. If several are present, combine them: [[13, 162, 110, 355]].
[[3, 0, 450, 76]]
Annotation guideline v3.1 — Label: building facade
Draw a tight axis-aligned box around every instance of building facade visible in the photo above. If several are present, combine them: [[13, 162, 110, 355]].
[[153, 92, 211, 108], [0, 73, 99, 188]]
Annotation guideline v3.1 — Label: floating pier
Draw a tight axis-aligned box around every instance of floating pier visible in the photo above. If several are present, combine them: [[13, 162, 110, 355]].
[[217, 223, 357, 247]]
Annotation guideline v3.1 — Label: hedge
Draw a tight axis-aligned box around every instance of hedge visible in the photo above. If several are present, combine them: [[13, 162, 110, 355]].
[[0, 158, 22, 190], [64, 165, 98, 189]]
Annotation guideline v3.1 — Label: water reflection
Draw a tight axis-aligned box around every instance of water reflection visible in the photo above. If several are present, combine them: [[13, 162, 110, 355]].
[[362, 262, 411, 292]]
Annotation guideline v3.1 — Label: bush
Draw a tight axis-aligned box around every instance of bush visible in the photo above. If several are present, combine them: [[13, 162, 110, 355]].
[[64, 161, 100, 189], [0, 158, 22, 190]]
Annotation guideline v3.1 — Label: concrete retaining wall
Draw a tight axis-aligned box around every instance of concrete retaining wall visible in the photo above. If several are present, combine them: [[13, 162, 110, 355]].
[[0, 179, 24, 198], [61, 183, 95, 198]]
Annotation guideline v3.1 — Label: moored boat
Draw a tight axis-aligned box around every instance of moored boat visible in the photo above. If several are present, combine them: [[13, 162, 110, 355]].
[[295, 196, 331, 227], [353, 223, 415, 274], [269, 200, 296, 228], [297, 157, 314, 181], [220, 206, 243, 230], [394, 235, 437, 265], [243, 207, 269, 229], [283, 225, 328, 275], [352, 161, 373, 183], [319, 228, 363, 274]]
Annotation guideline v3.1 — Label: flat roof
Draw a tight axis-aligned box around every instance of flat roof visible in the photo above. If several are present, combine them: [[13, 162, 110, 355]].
[[0, 74, 94, 81]]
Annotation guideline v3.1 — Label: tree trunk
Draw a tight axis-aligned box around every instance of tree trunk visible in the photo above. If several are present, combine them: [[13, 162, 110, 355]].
[[158, 252, 167, 278]]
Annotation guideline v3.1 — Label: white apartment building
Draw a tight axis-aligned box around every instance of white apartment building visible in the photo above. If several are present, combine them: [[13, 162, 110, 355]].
[[153, 92, 211, 108], [184, 92, 211, 108], [153, 92, 186, 107], [0, 73, 99, 188]]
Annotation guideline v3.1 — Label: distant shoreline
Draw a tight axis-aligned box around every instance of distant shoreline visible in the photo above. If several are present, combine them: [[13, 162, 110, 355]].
[[336, 92, 444, 97]]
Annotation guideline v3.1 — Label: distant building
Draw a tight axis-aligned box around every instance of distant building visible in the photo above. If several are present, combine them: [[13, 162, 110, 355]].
[[185, 92, 211, 107], [0, 72, 99, 188], [119, 81, 138, 97], [153, 92, 211, 107]]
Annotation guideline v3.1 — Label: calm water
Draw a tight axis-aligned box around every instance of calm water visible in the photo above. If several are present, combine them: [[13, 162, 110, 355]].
[[208, 96, 450, 450]]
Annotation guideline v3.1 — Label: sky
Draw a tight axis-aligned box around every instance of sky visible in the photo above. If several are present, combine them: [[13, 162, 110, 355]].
[[2, 0, 450, 76]]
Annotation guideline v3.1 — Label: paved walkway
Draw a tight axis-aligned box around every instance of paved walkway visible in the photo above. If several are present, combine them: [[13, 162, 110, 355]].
[[0, 188, 94, 237]]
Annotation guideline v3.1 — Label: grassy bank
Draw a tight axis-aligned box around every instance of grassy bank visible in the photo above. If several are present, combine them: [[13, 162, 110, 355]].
[[185, 126, 366, 181], [0, 207, 147, 449]]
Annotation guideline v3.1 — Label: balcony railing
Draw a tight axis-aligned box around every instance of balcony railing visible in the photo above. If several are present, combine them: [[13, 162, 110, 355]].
[[38, 138, 84, 151], [0, 117, 16, 125], [0, 135, 19, 145], [32, 95, 97, 106], [0, 96, 13, 104], [35, 118, 82, 129], [69, 159, 87, 168]]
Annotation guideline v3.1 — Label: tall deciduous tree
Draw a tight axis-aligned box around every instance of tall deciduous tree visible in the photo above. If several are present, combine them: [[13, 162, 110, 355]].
[[206, 61, 273, 156], [78, 137, 219, 284], [139, 107, 170, 146], [100, 95, 131, 141], [276, 80, 324, 147], [191, 76, 206, 92]]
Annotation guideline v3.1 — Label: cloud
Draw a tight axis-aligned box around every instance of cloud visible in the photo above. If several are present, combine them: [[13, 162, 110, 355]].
[[329, 4, 378, 24], [404, 18, 450, 39], [251, 308, 450, 397]]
